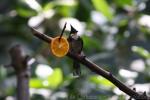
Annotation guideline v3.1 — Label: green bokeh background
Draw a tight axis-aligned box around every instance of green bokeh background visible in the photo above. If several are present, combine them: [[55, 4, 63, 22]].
[[0, 0, 150, 99]]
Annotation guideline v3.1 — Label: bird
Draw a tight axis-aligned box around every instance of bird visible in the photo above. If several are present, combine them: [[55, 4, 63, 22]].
[[68, 25, 84, 76]]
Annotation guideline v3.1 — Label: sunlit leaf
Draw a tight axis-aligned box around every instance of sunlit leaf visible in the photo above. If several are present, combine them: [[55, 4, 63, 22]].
[[92, 0, 113, 20], [89, 75, 114, 88], [132, 46, 150, 59], [43, 2, 54, 11], [23, 0, 42, 11], [56, 5, 75, 17], [30, 78, 43, 88], [30, 68, 63, 89], [47, 68, 63, 89]]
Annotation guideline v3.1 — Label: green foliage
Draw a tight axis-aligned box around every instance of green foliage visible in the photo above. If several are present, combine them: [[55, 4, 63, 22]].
[[43, 2, 54, 11], [16, 8, 37, 17], [47, 68, 63, 88], [83, 36, 102, 52], [0, 65, 7, 81], [30, 68, 63, 89], [132, 46, 150, 59], [89, 75, 114, 88], [115, 0, 133, 7], [92, 0, 113, 20], [0, 0, 150, 99]]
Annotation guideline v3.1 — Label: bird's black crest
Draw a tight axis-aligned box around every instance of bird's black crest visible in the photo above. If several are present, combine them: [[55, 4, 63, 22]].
[[70, 25, 78, 33]]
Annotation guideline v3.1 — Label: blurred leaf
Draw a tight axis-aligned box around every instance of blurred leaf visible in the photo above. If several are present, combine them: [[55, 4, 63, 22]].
[[89, 75, 114, 88], [47, 68, 63, 89], [118, 95, 126, 100], [0, 65, 7, 81], [30, 78, 43, 88], [98, 95, 109, 100], [75, 0, 91, 22], [83, 36, 102, 51], [16, 7, 37, 17], [54, 0, 77, 6], [92, 0, 113, 20], [56, 5, 76, 17], [132, 46, 150, 59], [5, 87, 15, 96], [54, 0, 77, 17], [115, 0, 133, 7], [118, 19, 128, 26], [31, 94, 45, 100], [30, 68, 63, 89], [43, 2, 54, 11]]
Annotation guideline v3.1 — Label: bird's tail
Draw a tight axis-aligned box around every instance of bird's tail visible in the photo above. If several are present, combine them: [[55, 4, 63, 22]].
[[73, 60, 81, 77]]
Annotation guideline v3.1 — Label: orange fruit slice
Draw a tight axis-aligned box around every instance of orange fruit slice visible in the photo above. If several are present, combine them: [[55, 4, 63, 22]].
[[50, 36, 69, 57]]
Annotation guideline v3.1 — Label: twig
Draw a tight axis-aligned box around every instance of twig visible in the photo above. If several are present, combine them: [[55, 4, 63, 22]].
[[59, 22, 67, 41], [30, 27, 150, 100]]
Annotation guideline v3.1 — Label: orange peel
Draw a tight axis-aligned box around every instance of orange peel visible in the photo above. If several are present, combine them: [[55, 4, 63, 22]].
[[50, 36, 69, 57]]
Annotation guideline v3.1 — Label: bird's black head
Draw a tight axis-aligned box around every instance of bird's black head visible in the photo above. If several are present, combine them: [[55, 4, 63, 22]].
[[70, 25, 78, 34]]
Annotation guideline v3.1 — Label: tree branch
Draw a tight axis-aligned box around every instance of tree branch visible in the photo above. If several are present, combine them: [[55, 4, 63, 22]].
[[30, 27, 150, 99], [9, 45, 30, 100]]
